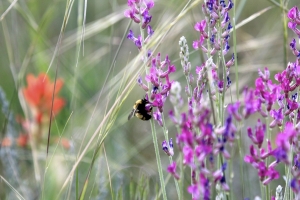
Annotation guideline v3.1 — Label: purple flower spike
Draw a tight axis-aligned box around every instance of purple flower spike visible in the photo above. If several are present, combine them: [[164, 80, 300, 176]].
[[227, 102, 242, 121], [152, 94, 165, 112], [288, 21, 297, 30], [125, 0, 157, 50], [222, 12, 230, 26], [144, 0, 154, 10], [145, 67, 159, 87], [125, 0, 155, 26], [244, 155, 255, 165], [169, 110, 178, 124], [285, 98, 299, 115], [167, 162, 180, 180], [162, 140, 168, 151], [222, 41, 230, 55], [127, 30, 142, 49], [220, 0, 226, 7], [124, 8, 141, 23], [183, 146, 194, 166], [147, 25, 154, 36], [127, 29, 134, 40], [289, 39, 300, 57], [137, 75, 149, 91], [227, 0, 234, 10], [135, 36, 142, 49], [162, 139, 174, 156], [243, 88, 259, 118], [200, 173, 211, 199], [153, 110, 163, 126], [258, 67, 270, 81], [142, 10, 152, 29], [187, 184, 200, 200], [270, 108, 283, 128], [247, 119, 265, 149], [226, 53, 235, 68], [194, 20, 207, 32], [290, 38, 296, 50], [193, 35, 206, 51], [291, 178, 300, 194], [159, 65, 176, 79], [287, 6, 300, 36], [288, 6, 299, 20], [156, 53, 161, 66], [273, 123, 297, 164], [262, 167, 280, 185]]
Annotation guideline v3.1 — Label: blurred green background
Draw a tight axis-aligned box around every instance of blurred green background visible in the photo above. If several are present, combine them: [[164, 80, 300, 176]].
[[0, 0, 299, 199]]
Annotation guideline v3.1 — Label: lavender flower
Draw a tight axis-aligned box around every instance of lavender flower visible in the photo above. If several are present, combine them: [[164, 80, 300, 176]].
[[287, 6, 300, 37], [124, 0, 154, 27], [162, 138, 174, 156], [167, 2, 238, 198], [136, 54, 177, 126], [167, 161, 180, 180], [126, 26, 154, 50], [242, 6, 300, 192], [124, 0, 155, 50]]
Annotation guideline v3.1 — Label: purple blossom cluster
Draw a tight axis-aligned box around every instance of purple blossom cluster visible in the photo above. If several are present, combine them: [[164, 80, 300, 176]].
[[124, 0, 154, 27], [125, 0, 155, 50], [192, 0, 235, 94], [244, 119, 280, 185], [241, 7, 300, 125], [125, 0, 300, 199], [168, 98, 238, 198], [124, 0, 176, 126], [241, 5, 300, 197], [193, 0, 234, 54], [288, 6, 300, 38], [167, 1, 237, 198], [127, 26, 154, 50], [138, 53, 176, 126]]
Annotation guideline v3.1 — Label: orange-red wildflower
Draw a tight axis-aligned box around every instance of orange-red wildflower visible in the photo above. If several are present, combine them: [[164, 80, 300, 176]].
[[1, 137, 12, 147], [54, 137, 71, 150], [23, 73, 65, 123], [16, 133, 29, 147], [60, 138, 71, 150]]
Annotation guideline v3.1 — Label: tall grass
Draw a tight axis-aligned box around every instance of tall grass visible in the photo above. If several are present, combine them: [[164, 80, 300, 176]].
[[0, 0, 299, 199]]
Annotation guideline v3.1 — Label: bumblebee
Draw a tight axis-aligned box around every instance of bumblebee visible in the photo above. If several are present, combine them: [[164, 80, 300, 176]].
[[128, 98, 152, 120]]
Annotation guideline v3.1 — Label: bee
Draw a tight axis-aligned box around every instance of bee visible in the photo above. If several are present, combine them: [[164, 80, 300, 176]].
[[128, 98, 152, 120]]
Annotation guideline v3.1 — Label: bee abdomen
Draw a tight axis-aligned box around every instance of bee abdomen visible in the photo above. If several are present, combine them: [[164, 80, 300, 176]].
[[135, 112, 152, 120]]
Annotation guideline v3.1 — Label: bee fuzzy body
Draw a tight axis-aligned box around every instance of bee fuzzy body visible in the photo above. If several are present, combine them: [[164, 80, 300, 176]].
[[128, 98, 152, 121]]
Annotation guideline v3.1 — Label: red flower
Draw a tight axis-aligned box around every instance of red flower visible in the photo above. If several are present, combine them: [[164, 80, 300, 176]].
[[23, 73, 65, 123], [1, 137, 12, 147], [16, 134, 29, 147], [60, 138, 71, 150], [55, 137, 71, 150]]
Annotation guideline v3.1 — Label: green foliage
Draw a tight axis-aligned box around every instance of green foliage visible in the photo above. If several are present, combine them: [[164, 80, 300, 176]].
[[0, 0, 299, 199]]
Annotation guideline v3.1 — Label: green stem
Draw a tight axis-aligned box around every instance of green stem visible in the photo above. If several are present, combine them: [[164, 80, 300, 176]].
[[266, 116, 271, 166], [161, 114, 181, 199], [137, 6, 167, 199], [280, 0, 288, 68], [237, 131, 245, 198], [260, 182, 264, 199], [173, 107, 185, 200], [180, 154, 184, 200], [150, 119, 167, 200], [229, 146, 235, 200], [265, 185, 271, 199], [283, 144, 293, 200], [232, 1, 245, 198], [233, 2, 239, 101], [265, 185, 269, 200]]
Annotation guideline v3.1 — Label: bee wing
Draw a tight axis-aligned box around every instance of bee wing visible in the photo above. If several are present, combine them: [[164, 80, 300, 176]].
[[128, 109, 136, 120]]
